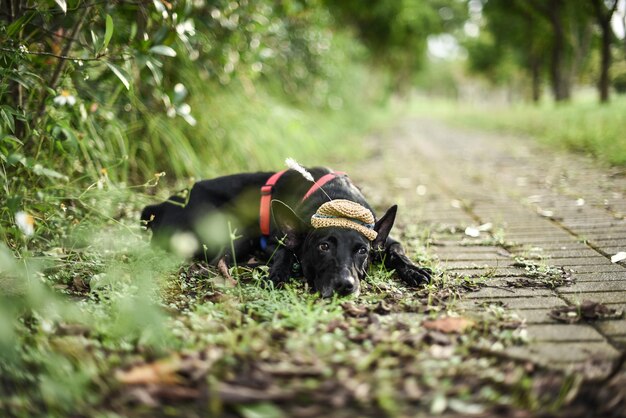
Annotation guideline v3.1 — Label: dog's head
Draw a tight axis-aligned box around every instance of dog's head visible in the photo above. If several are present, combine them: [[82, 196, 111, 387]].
[[274, 204, 397, 298]]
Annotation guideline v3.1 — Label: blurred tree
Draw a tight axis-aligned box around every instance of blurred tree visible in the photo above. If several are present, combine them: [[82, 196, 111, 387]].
[[324, 0, 467, 89], [525, 0, 591, 101], [470, 0, 595, 103], [468, 0, 551, 102], [590, 0, 619, 103]]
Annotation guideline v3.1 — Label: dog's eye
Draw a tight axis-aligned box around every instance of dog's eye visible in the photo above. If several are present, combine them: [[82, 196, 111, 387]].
[[357, 246, 368, 255], [318, 243, 330, 252]]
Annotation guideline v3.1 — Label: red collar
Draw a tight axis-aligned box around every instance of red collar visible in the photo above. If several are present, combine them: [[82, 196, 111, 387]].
[[259, 169, 345, 239]]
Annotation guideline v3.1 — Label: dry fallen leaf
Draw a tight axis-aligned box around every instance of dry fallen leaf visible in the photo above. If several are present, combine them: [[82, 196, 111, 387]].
[[341, 302, 368, 317], [464, 226, 480, 238], [549, 300, 623, 323], [373, 300, 392, 314], [477, 222, 493, 232], [217, 257, 237, 286], [116, 356, 182, 385], [423, 316, 474, 334], [116, 349, 222, 386], [610, 252, 626, 264], [537, 208, 554, 218]]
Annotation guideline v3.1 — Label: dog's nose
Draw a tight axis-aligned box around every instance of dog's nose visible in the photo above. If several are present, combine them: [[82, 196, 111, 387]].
[[335, 277, 356, 295]]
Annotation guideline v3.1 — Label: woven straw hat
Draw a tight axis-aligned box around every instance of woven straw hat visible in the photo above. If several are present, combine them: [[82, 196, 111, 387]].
[[311, 199, 377, 241]]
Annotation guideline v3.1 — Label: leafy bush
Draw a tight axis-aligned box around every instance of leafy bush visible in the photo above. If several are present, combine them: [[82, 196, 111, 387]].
[[0, 1, 389, 413], [0, 0, 383, 244]]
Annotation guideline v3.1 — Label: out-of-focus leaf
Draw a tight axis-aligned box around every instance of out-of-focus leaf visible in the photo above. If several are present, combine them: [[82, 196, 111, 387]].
[[1, 108, 15, 133], [7, 12, 35, 37], [103, 15, 114, 51], [423, 316, 474, 334], [105, 62, 130, 90], [237, 402, 286, 418], [146, 58, 163, 85], [115, 356, 182, 385], [54, 0, 67, 14], [33, 164, 68, 181], [6, 153, 26, 166], [1, 135, 24, 146], [90, 30, 99, 52], [149, 45, 177, 57]]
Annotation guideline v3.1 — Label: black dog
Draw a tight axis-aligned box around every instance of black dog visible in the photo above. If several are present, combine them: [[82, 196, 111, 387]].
[[141, 167, 431, 297]]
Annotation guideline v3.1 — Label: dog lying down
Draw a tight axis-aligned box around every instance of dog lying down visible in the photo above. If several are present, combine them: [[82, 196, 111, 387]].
[[141, 165, 431, 297]]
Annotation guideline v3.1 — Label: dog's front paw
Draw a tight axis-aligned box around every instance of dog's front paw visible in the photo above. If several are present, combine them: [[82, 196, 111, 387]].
[[268, 270, 290, 287], [397, 263, 431, 287]]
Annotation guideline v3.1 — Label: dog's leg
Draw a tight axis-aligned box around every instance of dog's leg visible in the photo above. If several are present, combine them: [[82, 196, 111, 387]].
[[372, 206, 431, 287], [268, 247, 295, 286], [380, 237, 431, 287]]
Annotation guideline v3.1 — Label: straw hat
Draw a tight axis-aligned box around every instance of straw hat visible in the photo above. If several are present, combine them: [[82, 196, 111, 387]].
[[311, 199, 377, 241]]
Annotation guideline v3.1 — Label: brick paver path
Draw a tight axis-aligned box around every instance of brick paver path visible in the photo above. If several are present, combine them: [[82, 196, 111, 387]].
[[352, 117, 626, 371]]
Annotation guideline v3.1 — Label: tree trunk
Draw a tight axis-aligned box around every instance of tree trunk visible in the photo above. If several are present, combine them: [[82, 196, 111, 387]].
[[591, 0, 618, 103], [599, 20, 611, 103], [548, 0, 570, 101], [530, 57, 542, 102]]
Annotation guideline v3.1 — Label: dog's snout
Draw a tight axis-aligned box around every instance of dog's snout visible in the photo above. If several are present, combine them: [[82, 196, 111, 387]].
[[335, 276, 356, 295]]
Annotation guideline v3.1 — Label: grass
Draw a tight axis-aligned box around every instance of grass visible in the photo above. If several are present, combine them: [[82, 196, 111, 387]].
[[408, 94, 626, 167], [3, 83, 609, 416], [1, 175, 574, 417]]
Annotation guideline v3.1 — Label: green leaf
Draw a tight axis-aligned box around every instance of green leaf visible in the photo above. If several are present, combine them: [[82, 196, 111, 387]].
[[103, 15, 114, 51], [145, 58, 163, 85], [54, 0, 67, 14], [33, 164, 68, 181], [0, 109, 15, 134], [105, 62, 130, 90], [90, 30, 99, 53], [7, 153, 26, 166], [1, 135, 24, 146], [236, 403, 286, 418], [149, 45, 177, 57], [7, 12, 35, 37]]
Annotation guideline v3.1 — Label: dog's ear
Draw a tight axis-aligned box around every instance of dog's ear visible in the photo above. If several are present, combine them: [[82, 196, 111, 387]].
[[372, 205, 397, 251], [271, 200, 307, 249]]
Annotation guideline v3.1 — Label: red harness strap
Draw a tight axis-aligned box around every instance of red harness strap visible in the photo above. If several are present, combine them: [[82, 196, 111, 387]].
[[259, 170, 287, 236], [259, 169, 346, 239], [301, 171, 346, 201]]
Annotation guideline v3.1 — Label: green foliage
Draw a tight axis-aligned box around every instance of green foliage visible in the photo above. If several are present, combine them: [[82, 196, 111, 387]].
[[422, 96, 626, 166], [613, 63, 626, 94], [467, 0, 604, 102], [0, 0, 393, 414], [325, 0, 467, 86], [0, 0, 387, 246]]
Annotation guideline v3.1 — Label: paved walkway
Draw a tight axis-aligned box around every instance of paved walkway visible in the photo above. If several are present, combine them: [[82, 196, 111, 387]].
[[352, 117, 626, 371]]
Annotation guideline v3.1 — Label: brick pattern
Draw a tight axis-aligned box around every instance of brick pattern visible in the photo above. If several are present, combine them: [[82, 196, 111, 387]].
[[351, 118, 626, 368]]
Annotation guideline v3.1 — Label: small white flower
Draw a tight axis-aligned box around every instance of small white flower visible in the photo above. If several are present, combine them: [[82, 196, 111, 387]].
[[176, 19, 195, 36], [178, 103, 191, 115], [174, 83, 186, 95], [19, 44, 29, 53], [40, 319, 54, 334], [53, 90, 76, 106], [15, 211, 35, 236]]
